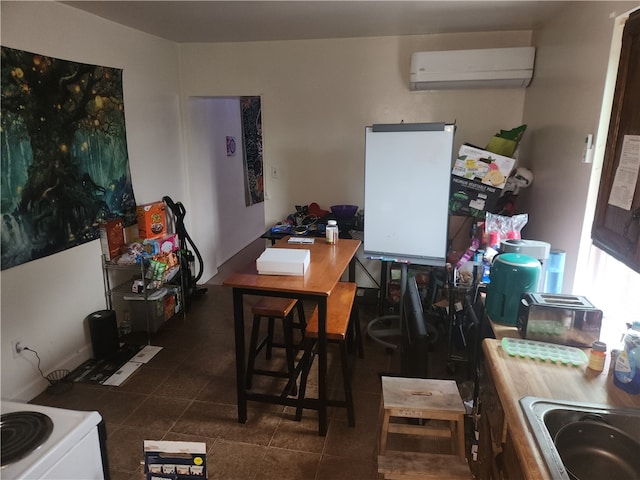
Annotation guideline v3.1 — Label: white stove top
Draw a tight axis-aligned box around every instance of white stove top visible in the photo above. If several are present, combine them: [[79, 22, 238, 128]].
[[1, 401, 104, 480]]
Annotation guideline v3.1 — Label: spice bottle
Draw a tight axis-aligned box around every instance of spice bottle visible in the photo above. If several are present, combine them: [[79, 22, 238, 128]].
[[325, 220, 338, 244], [588, 341, 607, 373]]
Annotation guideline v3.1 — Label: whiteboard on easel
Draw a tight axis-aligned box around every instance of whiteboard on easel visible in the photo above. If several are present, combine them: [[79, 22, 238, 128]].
[[363, 123, 454, 266]]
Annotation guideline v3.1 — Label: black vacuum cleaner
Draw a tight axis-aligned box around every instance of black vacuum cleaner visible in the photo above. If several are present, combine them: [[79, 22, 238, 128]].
[[163, 196, 207, 310]]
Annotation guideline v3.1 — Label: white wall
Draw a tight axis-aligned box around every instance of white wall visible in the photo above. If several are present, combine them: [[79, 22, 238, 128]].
[[520, 1, 639, 293], [0, 7, 535, 400], [178, 31, 532, 229], [1, 1, 183, 401], [186, 97, 265, 282]]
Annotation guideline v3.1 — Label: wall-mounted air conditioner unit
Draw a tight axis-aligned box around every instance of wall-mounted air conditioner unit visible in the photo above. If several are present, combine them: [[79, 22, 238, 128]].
[[410, 47, 535, 90]]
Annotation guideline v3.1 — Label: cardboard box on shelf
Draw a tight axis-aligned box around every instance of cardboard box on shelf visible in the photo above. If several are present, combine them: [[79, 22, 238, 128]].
[[99, 218, 125, 261], [143, 233, 179, 255], [449, 175, 501, 217], [137, 201, 166, 239], [163, 287, 181, 320], [452, 144, 516, 190], [449, 143, 517, 217]]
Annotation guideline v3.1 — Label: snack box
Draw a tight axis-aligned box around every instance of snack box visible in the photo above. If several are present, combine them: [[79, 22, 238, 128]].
[[144, 233, 179, 255], [452, 144, 516, 190], [137, 201, 166, 239], [144, 440, 206, 480], [256, 248, 310, 276], [99, 218, 125, 261], [449, 175, 501, 217]]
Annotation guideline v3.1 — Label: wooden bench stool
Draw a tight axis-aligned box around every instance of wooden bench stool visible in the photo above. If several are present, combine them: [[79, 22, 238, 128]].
[[377, 376, 470, 479], [245, 296, 306, 395], [377, 451, 472, 479], [295, 282, 359, 426]]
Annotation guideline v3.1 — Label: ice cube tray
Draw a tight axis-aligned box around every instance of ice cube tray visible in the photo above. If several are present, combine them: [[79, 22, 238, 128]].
[[501, 337, 588, 366]]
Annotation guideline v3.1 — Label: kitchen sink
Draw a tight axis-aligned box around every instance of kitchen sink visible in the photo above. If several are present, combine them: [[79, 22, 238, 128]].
[[520, 396, 640, 480]]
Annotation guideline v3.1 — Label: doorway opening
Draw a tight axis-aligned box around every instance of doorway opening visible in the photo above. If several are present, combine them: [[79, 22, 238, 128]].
[[186, 96, 265, 283]]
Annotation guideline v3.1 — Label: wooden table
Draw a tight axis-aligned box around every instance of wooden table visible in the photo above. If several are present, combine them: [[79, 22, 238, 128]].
[[223, 236, 361, 436]]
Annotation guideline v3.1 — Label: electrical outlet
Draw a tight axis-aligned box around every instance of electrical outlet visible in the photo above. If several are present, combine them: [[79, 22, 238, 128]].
[[11, 339, 23, 359], [582, 133, 594, 164]]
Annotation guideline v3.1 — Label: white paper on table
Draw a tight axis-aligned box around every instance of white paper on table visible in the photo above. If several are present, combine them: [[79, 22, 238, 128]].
[[608, 134, 640, 210]]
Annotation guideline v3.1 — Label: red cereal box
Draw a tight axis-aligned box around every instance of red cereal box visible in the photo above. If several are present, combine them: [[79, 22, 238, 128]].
[[99, 218, 125, 261], [136, 202, 166, 239]]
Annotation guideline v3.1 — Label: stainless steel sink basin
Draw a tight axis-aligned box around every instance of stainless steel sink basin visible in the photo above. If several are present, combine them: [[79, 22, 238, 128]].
[[520, 396, 640, 480]]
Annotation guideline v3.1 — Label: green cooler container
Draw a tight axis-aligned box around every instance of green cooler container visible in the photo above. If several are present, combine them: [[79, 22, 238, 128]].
[[486, 253, 541, 326]]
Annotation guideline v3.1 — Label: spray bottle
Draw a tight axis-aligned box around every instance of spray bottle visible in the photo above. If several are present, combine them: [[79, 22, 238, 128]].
[[614, 321, 640, 394]]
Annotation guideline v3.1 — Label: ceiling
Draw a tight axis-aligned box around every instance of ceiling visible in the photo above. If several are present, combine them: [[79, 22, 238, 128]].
[[61, 1, 570, 43]]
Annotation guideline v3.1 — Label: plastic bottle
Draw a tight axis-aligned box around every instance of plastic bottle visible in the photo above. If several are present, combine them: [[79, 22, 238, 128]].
[[481, 258, 491, 284], [325, 220, 338, 245], [614, 321, 640, 394], [119, 310, 131, 337], [544, 249, 566, 294], [587, 341, 606, 373]]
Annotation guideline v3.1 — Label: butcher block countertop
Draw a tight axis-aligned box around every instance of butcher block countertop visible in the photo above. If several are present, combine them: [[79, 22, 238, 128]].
[[482, 336, 640, 480]]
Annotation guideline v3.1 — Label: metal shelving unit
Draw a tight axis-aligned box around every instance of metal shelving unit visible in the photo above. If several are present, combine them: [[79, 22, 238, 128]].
[[101, 254, 185, 345]]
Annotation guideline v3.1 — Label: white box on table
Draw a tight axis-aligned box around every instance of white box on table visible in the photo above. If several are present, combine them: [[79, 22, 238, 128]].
[[257, 248, 310, 276]]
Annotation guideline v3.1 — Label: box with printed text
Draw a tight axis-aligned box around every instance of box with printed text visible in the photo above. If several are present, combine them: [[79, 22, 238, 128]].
[[452, 144, 516, 190], [137, 201, 166, 239], [99, 218, 125, 261], [449, 175, 501, 217], [144, 440, 206, 480]]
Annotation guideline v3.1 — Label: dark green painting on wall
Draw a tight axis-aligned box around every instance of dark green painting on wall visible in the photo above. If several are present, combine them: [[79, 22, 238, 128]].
[[1, 46, 137, 270], [240, 96, 264, 206]]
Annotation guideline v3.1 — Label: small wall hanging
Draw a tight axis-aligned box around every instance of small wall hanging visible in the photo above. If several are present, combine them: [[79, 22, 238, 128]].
[[226, 136, 236, 156], [240, 96, 264, 206]]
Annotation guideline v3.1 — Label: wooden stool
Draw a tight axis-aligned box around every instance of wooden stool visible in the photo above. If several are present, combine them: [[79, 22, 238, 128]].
[[377, 451, 473, 479], [295, 282, 359, 426], [245, 297, 305, 395], [379, 377, 467, 463]]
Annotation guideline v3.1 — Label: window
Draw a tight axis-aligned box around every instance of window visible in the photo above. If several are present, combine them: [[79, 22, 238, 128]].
[[591, 9, 640, 273], [585, 9, 640, 344]]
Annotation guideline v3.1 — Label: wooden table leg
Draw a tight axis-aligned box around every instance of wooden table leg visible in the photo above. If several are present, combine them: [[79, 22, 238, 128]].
[[233, 288, 247, 423], [457, 414, 466, 462], [317, 297, 328, 436]]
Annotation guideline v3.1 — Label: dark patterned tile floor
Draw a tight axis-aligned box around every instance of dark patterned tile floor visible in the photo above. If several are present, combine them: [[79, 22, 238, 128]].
[[30, 241, 476, 479]]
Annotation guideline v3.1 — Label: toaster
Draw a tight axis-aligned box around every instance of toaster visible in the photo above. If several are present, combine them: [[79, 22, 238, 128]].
[[517, 293, 603, 347]]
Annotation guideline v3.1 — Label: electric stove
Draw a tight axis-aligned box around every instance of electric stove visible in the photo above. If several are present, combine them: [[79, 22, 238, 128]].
[[1, 401, 108, 479]]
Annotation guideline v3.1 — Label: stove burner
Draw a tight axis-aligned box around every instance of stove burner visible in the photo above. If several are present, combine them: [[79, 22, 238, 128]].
[[1, 411, 54, 466]]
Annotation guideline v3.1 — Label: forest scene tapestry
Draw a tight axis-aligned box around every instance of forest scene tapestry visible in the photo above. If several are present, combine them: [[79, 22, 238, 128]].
[[1, 47, 137, 270], [241, 96, 264, 206]]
